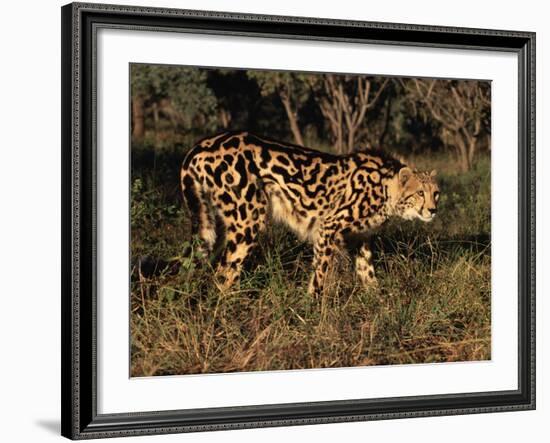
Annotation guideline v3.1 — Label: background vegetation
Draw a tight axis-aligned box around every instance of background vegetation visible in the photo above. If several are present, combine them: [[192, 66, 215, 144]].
[[129, 64, 491, 376]]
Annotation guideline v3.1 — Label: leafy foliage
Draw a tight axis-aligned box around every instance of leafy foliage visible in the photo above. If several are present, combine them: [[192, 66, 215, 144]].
[[247, 71, 314, 145], [131, 64, 490, 170], [131, 64, 218, 133]]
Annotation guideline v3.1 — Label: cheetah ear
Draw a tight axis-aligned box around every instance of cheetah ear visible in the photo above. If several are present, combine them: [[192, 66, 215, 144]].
[[398, 167, 413, 186], [430, 169, 438, 177]]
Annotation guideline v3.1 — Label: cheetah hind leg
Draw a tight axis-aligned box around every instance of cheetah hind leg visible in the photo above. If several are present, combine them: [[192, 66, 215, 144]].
[[215, 217, 265, 292], [181, 173, 216, 264], [214, 187, 267, 292]]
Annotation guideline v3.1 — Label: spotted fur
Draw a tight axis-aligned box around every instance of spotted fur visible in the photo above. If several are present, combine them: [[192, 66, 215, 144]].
[[180, 131, 439, 295]]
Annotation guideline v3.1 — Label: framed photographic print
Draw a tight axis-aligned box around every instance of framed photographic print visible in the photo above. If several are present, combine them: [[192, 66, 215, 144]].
[[61, 2, 536, 439]]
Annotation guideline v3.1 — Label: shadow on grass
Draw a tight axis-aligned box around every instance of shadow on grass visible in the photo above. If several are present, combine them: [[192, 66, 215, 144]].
[[374, 232, 490, 258], [131, 229, 490, 306]]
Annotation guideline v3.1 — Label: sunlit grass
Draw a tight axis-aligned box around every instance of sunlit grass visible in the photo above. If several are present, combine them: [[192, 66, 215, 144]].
[[130, 152, 491, 376]]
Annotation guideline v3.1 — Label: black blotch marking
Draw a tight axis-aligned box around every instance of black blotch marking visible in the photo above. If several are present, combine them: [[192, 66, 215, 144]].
[[214, 162, 228, 187], [244, 227, 253, 244], [272, 165, 291, 181], [245, 183, 257, 202], [248, 160, 260, 176], [223, 136, 241, 150], [243, 151, 260, 175], [277, 155, 290, 166], [235, 155, 248, 190], [259, 147, 272, 167], [238, 203, 247, 220], [223, 155, 234, 166], [220, 192, 233, 205], [209, 132, 234, 151]]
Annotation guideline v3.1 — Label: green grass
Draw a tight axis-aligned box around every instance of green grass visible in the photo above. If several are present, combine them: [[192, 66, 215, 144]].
[[130, 151, 491, 377]]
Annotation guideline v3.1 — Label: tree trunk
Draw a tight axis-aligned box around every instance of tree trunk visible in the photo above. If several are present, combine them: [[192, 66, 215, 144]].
[[455, 135, 470, 172], [336, 105, 343, 154], [319, 76, 345, 154], [219, 108, 232, 129], [377, 93, 393, 148], [281, 95, 304, 146], [346, 127, 356, 154], [159, 98, 181, 128], [467, 135, 477, 169], [152, 102, 160, 146], [132, 95, 145, 142]]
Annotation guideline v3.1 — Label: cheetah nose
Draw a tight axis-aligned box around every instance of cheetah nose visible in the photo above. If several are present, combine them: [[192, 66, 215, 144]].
[[428, 208, 437, 215]]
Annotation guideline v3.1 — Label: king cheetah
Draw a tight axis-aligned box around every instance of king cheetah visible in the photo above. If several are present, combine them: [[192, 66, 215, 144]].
[[181, 131, 439, 295]]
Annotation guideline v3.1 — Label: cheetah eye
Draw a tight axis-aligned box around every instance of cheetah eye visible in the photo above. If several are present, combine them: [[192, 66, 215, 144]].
[[417, 190, 424, 197], [434, 191, 440, 201]]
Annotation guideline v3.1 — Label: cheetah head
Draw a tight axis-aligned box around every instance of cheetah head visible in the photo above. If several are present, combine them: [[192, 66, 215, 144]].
[[392, 167, 440, 222]]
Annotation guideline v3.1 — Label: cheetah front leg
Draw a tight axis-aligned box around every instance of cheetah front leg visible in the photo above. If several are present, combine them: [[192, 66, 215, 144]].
[[355, 241, 378, 288], [308, 229, 343, 296]]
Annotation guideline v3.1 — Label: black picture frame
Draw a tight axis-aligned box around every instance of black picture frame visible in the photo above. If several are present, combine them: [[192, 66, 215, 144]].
[[61, 2, 536, 439]]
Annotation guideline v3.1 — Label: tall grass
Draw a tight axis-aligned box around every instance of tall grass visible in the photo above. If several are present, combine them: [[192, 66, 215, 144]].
[[130, 151, 491, 376]]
